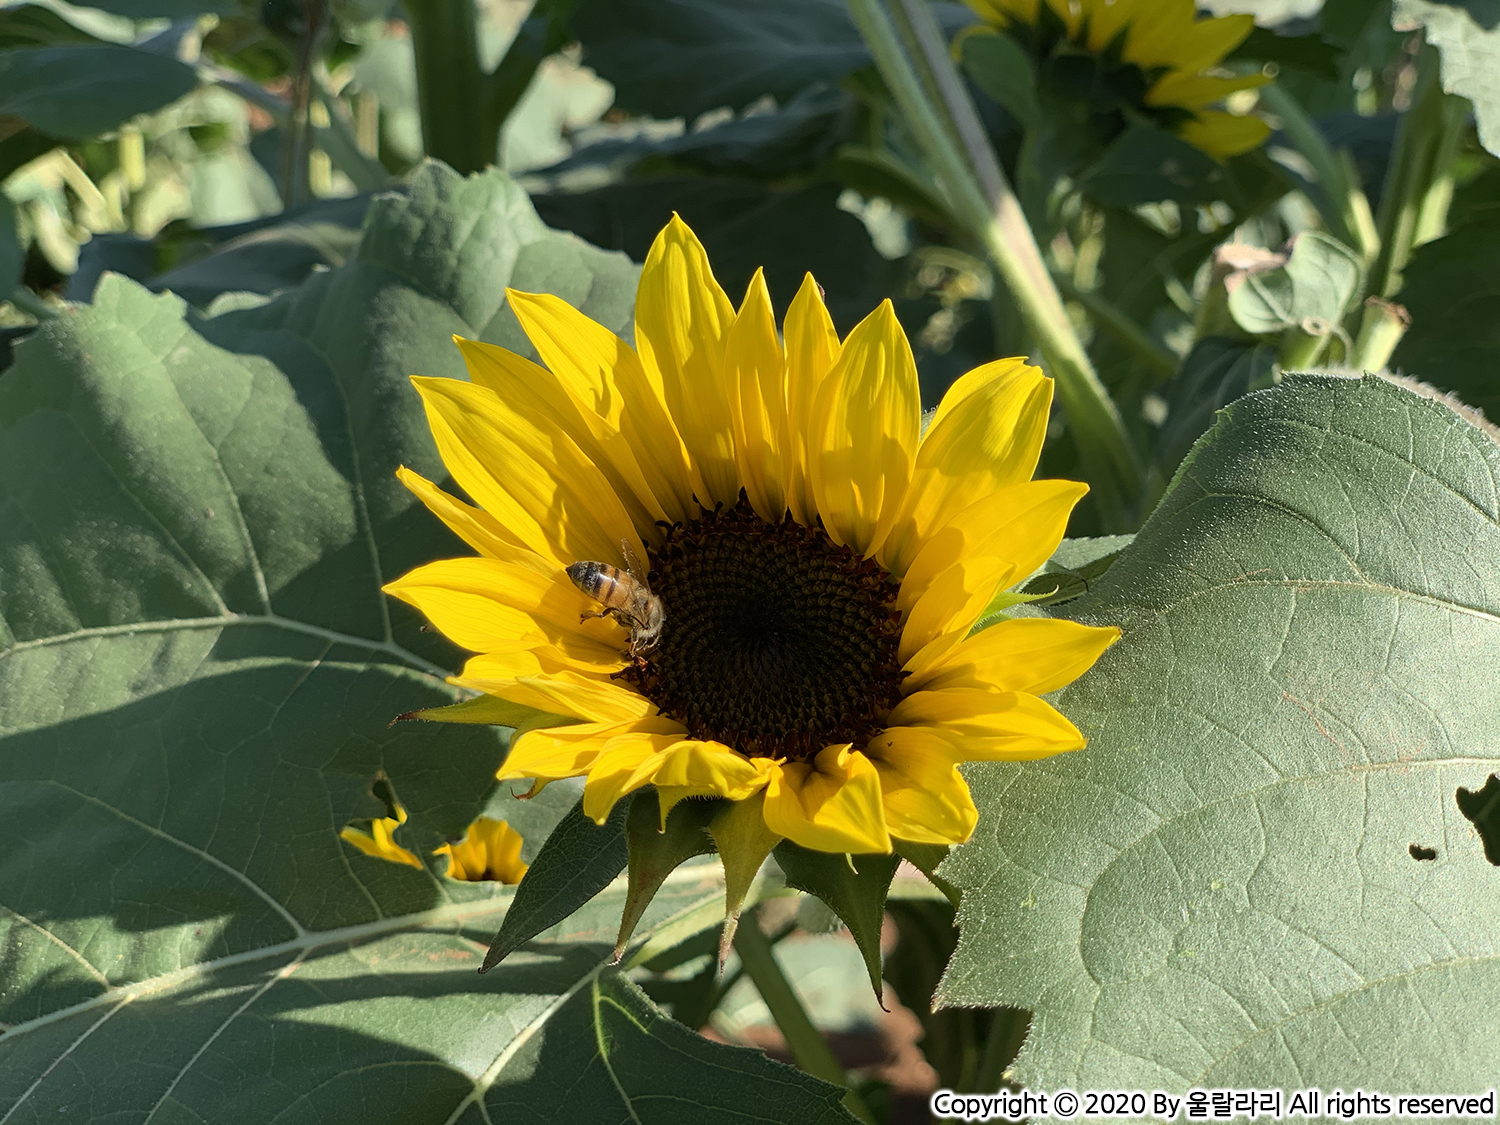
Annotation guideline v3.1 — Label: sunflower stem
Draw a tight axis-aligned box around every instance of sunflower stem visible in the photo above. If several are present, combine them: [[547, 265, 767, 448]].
[[852, 0, 1143, 531], [405, 0, 490, 173], [1367, 43, 1455, 301], [732, 910, 877, 1125]]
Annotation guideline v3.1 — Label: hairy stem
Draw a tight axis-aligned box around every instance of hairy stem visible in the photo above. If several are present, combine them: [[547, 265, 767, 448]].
[[732, 913, 876, 1124], [405, 0, 489, 173], [852, 0, 1143, 530]]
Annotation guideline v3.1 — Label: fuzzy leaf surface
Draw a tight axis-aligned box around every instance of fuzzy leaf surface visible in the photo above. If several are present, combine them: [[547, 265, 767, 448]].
[[0, 163, 834, 1122], [942, 374, 1500, 1093]]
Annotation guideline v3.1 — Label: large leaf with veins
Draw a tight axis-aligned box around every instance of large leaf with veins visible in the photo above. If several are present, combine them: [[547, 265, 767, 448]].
[[0, 162, 853, 1124], [941, 375, 1500, 1093]]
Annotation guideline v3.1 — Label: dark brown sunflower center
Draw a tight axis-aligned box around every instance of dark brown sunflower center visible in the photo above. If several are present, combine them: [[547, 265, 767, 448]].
[[621, 496, 905, 760]]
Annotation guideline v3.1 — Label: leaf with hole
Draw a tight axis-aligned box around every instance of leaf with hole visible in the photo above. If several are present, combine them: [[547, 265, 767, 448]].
[[0, 163, 838, 1121], [941, 374, 1500, 1093]]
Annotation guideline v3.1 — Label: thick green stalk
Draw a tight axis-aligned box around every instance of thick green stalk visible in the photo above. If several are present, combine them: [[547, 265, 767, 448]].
[[851, 0, 1142, 530], [1257, 83, 1378, 262], [1349, 298, 1410, 372], [1356, 43, 1465, 363], [732, 916, 876, 1125], [405, 0, 489, 173], [1369, 45, 1448, 300]]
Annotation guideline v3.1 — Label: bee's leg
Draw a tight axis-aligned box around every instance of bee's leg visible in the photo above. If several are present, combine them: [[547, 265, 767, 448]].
[[578, 608, 610, 623]]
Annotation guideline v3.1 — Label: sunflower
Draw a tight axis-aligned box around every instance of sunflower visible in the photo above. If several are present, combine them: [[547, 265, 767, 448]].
[[965, 0, 1270, 158], [384, 216, 1119, 858]]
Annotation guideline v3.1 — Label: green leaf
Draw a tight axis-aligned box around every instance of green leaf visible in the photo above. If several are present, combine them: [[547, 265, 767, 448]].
[[1155, 337, 1278, 474], [1016, 534, 1137, 609], [570, 0, 872, 120], [1228, 229, 1365, 336], [617, 791, 719, 958], [0, 194, 21, 295], [1080, 123, 1229, 207], [773, 843, 900, 1002], [0, 44, 199, 142], [488, 969, 859, 1124], [543, 84, 859, 181], [483, 796, 631, 972], [0, 4, 108, 50], [150, 194, 374, 307], [1227, 27, 1342, 80], [570, 0, 972, 121], [1394, 0, 1500, 157], [942, 374, 1500, 1093], [960, 29, 1042, 129], [1392, 210, 1500, 421], [0, 162, 801, 1119]]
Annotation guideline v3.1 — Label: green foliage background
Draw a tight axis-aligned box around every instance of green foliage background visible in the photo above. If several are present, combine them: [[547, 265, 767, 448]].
[[2, 0, 1499, 1120]]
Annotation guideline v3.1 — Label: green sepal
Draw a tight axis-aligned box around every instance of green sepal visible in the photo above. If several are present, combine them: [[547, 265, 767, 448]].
[[707, 792, 782, 968], [614, 790, 720, 962], [773, 841, 900, 1005], [969, 588, 1056, 633], [392, 693, 571, 733], [893, 839, 961, 908], [479, 795, 629, 973]]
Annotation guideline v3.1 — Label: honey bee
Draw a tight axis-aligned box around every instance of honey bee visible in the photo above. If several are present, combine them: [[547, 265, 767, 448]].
[[566, 540, 665, 657]]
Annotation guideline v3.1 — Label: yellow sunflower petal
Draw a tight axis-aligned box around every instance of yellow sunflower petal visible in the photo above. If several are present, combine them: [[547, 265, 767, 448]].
[[1117, 0, 1198, 70], [503, 292, 702, 524], [648, 740, 776, 800], [1147, 71, 1269, 111], [809, 300, 920, 557], [897, 479, 1088, 614], [762, 746, 892, 854], [455, 648, 654, 724], [965, 0, 1035, 24], [382, 557, 628, 666], [582, 729, 683, 823], [634, 215, 739, 509], [889, 689, 1085, 760], [897, 553, 1014, 665], [1157, 10, 1256, 74], [454, 334, 665, 536], [435, 817, 528, 883], [783, 272, 840, 526], [499, 716, 685, 788], [906, 616, 1122, 695], [880, 359, 1051, 574], [411, 376, 638, 569], [585, 736, 774, 825], [864, 727, 978, 846], [1177, 110, 1272, 159], [729, 268, 790, 523], [1083, 0, 1140, 54], [395, 465, 546, 567], [341, 817, 422, 869]]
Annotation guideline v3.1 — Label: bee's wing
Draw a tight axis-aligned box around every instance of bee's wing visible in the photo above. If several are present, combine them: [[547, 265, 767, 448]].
[[620, 539, 653, 594]]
